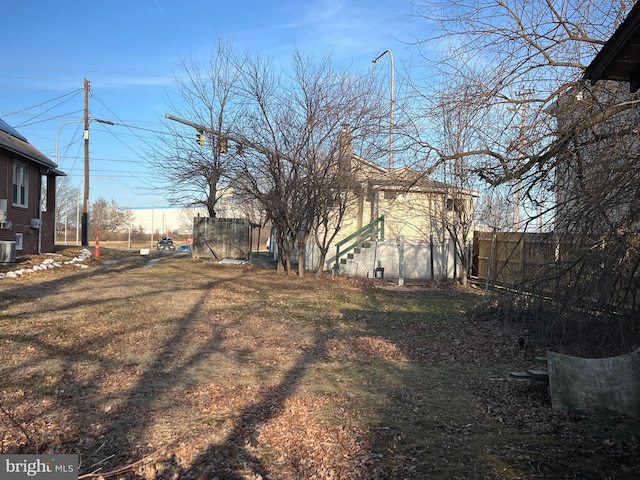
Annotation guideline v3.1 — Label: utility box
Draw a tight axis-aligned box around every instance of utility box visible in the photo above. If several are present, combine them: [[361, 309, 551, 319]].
[[0, 241, 16, 263]]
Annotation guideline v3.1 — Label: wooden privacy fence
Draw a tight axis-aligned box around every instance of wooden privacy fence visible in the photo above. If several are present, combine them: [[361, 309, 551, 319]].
[[473, 230, 608, 291], [473, 231, 558, 289], [473, 230, 640, 312], [192, 217, 251, 260]]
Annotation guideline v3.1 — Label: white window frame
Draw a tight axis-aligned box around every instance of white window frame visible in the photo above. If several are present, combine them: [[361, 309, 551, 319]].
[[15, 233, 23, 250], [12, 162, 28, 207], [41, 174, 48, 212]]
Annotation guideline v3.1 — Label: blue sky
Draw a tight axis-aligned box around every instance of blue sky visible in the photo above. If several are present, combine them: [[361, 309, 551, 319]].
[[0, 0, 420, 208]]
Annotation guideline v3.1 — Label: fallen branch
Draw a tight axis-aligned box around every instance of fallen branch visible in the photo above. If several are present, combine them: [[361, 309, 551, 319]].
[[0, 403, 37, 453], [78, 454, 152, 479], [77, 436, 188, 479]]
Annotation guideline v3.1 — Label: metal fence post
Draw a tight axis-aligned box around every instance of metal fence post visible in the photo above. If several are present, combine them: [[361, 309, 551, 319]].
[[397, 236, 405, 286]]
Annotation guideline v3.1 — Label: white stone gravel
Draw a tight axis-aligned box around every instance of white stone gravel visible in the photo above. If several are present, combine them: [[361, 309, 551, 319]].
[[0, 248, 93, 280]]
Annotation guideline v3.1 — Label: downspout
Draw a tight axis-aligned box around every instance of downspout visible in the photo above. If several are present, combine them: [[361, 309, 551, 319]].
[[37, 173, 43, 254]]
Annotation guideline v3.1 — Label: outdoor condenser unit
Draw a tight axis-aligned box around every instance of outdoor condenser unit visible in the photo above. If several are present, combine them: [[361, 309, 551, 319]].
[[0, 241, 16, 263]]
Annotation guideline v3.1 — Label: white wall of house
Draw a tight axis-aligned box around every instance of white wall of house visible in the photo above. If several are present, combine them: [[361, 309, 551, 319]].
[[306, 238, 465, 281]]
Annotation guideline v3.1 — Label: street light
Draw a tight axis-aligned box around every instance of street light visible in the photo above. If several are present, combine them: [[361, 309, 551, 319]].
[[55, 117, 114, 246], [372, 49, 395, 170], [56, 120, 82, 165], [55, 118, 114, 164]]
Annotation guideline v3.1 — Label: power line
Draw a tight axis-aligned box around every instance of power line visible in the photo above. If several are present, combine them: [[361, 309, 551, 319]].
[[112, 123, 167, 135], [16, 110, 85, 128], [92, 94, 160, 149], [3, 88, 82, 117], [63, 169, 151, 177], [61, 156, 146, 164], [11, 90, 83, 128]]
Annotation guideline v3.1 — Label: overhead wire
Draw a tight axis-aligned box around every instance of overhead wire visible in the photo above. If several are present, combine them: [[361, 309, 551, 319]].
[[4, 88, 82, 117], [57, 121, 84, 170], [63, 169, 151, 178], [2, 76, 179, 193], [17, 110, 85, 128], [13, 90, 83, 128], [92, 94, 162, 153]]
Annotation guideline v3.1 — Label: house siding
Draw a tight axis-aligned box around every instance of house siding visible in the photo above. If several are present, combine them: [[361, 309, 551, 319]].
[[307, 157, 477, 279]]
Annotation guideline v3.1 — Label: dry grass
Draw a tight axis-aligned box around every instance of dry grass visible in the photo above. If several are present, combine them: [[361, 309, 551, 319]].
[[0, 248, 638, 479]]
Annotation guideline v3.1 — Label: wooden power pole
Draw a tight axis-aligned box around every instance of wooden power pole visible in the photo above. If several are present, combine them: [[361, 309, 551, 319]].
[[82, 78, 90, 246]]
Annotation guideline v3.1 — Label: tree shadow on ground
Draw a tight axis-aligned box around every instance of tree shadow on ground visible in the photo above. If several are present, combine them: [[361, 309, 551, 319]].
[[1, 263, 251, 474], [10, 263, 609, 479], [72, 273, 255, 476], [179, 333, 330, 479]]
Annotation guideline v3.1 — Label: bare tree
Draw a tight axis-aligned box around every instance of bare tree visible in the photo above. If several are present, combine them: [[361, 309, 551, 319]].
[[435, 89, 485, 285], [474, 188, 514, 232], [410, 0, 637, 189], [89, 198, 134, 240], [174, 207, 203, 236], [55, 176, 78, 241], [310, 127, 360, 277], [230, 51, 384, 276], [151, 38, 246, 216], [409, 0, 640, 346]]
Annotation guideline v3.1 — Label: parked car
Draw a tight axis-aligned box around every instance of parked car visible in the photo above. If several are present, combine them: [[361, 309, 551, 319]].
[[156, 236, 175, 251], [176, 244, 191, 253]]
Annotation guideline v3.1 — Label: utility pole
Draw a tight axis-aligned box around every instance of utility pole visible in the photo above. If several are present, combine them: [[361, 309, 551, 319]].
[[513, 88, 532, 231], [82, 78, 90, 246]]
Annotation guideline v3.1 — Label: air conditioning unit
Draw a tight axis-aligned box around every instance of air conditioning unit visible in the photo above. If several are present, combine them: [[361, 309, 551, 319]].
[[30, 218, 42, 229], [0, 241, 16, 263]]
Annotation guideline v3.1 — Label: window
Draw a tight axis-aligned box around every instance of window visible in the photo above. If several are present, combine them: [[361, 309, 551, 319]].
[[15, 233, 23, 250], [41, 175, 48, 212], [12, 162, 28, 207], [384, 190, 397, 201], [446, 197, 465, 214]]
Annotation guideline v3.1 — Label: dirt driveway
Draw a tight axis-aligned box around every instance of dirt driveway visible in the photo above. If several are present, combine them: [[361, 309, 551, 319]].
[[0, 249, 638, 479]]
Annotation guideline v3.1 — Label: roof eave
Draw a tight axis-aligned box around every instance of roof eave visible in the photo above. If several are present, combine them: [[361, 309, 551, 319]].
[[584, 2, 640, 91], [0, 134, 65, 176]]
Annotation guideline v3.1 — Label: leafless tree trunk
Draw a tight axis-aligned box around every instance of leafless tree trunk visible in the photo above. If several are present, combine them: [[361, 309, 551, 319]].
[[436, 88, 484, 286]]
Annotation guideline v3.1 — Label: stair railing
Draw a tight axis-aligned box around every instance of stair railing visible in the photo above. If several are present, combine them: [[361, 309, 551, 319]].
[[333, 215, 385, 273]]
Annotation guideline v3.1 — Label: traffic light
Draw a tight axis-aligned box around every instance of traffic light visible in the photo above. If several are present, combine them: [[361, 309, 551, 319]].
[[219, 137, 227, 154], [197, 131, 205, 146]]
